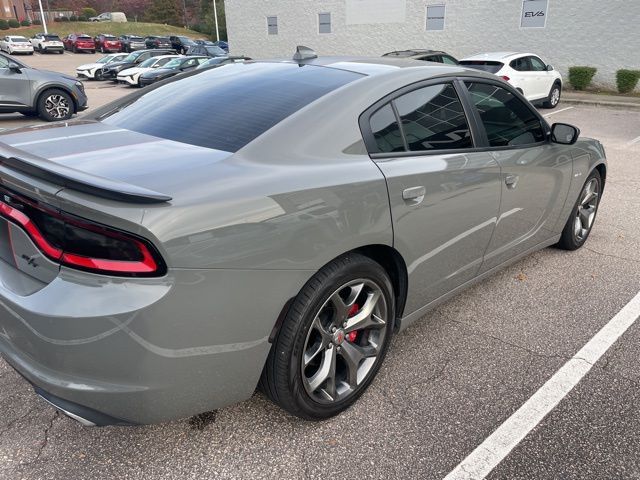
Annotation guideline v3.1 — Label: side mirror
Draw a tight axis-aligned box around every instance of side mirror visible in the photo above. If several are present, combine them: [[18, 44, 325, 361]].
[[551, 123, 580, 145], [546, 64, 554, 71], [9, 63, 22, 73]]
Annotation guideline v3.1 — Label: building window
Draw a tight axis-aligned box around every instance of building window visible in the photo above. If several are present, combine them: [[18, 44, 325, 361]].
[[426, 4, 445, 31], [520, 0, 548, 28], [267, 16, 278, 35], [319, 12, 331, 33]]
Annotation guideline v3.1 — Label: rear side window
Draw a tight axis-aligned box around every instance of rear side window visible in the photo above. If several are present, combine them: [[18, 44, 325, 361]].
[[465, 82, 545, 147], [460, 60, 503, 74], [102, 63, 362, 152], [394, 83, 472, 151], [370, 104, 404, 153], [510, 57, 530, 71]]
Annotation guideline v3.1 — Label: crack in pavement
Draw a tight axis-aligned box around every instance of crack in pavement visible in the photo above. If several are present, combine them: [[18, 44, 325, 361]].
[[584, 246, 640, 263], [29, 411, 59, 467]]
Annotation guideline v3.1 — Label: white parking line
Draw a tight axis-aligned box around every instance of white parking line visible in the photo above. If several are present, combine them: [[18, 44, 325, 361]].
[[443, 290, 640, 480], [543, 106, 574, 118], [627, 135, 640, 146]]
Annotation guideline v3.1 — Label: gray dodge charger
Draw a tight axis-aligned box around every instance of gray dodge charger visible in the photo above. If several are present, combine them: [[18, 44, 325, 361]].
[[0, 51, 606, 425]]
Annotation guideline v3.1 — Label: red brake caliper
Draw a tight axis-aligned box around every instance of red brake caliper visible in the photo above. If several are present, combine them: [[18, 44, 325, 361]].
[[346, 304, 359, 342]]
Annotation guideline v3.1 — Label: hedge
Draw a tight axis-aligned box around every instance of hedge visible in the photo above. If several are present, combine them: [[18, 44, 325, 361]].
[[568, 66, 597, 90], [7, 19, 19, 28], [20, 19, 30, 26], [0, 19, 8, 30], [32, 19, 42, 25], [616, 69, 640, 94], [70, 15, 78, 21]]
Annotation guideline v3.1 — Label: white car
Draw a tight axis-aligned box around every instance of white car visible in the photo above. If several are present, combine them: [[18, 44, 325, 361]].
[[117, 54, 180, 86], [0, 36, 34, 55], [76, 53, 128, 80], [460, 52, 562, 108], [30, 33, 64, 54]]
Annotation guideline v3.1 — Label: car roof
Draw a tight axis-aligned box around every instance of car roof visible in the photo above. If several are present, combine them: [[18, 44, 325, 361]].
[[461, 52, 540, 61]]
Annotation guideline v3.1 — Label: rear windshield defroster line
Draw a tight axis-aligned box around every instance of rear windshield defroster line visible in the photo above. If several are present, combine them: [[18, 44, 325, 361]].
[[101, 62, 363, 153]]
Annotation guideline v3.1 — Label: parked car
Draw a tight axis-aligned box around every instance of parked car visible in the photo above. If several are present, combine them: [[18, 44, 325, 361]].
[[382, 49, 458, 64], [94, 34, 122, 53], [460, 52, 563, 108], [117, 54, 180, 86], [119, 34, 146, 53], [0, 51, 606, 425], [76, 52, 128, 80], [211, 40, 228, 52], [169, 35, 195, 54], [100, 48, 176, 80], [139, 55, 208, 86], [195, 55, 250, 70], [186, 44, 226, 58], [0, 36, 34, 55], [63, 34, 96, 53], [30, 33, 64, 54], [0, 51, 87, 120], [193, 39, 214, 45], [145, 36, 171, 49], [89, 11, 127, 22]]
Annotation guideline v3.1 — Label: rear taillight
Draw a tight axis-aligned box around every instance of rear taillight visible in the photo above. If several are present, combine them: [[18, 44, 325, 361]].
[[501, 75, 510, 81], [0, 190, 165, 277]]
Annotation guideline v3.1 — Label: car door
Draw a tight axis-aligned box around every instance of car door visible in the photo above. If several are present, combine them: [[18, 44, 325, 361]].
[[361, 80, 502, 314], [462, 80, 573, 272], [0, 55, 31, 108], [528, 55, 552, 99]]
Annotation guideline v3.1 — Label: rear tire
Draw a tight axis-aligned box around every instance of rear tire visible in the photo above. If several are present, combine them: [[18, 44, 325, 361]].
[[556, 170, 602, 250], [260, 253, 395, 420], [37, 89, 74, 122], [543, 83, 562, 109]]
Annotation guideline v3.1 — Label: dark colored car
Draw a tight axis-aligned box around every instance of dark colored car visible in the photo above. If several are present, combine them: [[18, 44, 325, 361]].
[[94, 34, 122, 53], [169, 35, 195, 54], [193, 38, 214, 45], [186, 44, 226, 58], [212, 40, 228, 53], [63, 34, 96, 53], [101, 48, 176, 80], [195, 56, 250, 70], [145, 36, 171, 49], [0, 51, 87, 120], [382, 49, 458, 65], [139, 56, 208, 86], [120, 35, 146, 53]]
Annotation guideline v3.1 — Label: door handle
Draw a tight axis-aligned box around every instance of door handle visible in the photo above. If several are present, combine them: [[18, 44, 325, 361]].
[[505, 174, 519, 189], [402, 186, 426, 204]]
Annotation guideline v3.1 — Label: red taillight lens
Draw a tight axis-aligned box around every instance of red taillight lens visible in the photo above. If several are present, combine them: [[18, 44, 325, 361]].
[[0, 191, 165, 277], [501, 75, 510, 82]]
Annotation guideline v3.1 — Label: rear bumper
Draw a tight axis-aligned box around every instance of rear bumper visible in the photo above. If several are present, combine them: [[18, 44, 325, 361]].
[[0, 260, 311, 424], [42, 46, 63, 52]]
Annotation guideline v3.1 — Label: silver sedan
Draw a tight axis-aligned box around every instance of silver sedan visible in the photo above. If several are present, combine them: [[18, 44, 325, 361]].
[[0, 51, 606, 425]]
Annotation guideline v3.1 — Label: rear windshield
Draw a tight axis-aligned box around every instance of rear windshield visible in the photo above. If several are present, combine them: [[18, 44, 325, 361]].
[[459, 60, 504, 74], [204, 46, 226, 56], [103, 35, 117, 40], [129, 36, 143, 40], [78, 35, 92, 39], [44, 35, 60, 40], [101, 62, 362, 152], [10, 37, 29, 42]]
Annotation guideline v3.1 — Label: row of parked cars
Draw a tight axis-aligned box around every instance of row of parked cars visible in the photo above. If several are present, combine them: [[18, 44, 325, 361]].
[[382, 48, 563, 108], [76, 50, 249, 86], [0, 33, 228, 55]]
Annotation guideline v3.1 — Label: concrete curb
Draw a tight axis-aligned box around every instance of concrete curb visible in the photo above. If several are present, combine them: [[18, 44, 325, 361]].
[[561, 97, 640, 109]]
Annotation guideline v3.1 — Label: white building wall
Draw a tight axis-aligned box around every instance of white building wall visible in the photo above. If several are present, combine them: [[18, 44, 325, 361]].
[[225, 0, 640, 88]]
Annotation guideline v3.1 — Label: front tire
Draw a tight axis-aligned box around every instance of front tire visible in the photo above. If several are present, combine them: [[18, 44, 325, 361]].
[[544, 83, 562, 109], [37, 89, 74, 122], [261, 253, 395, 420], [556, 170, 602, 250]]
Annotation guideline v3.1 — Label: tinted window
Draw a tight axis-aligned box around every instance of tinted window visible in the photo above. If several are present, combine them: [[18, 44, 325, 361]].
[[370, 104, 404, 153], [459, 60, 503, 74], [465, 82, 545, 147], [102, 63, 362, 152], [393, 83, 472, 151], [44, 35, 60, 40], [205, 46, 225, 56], [529, 56, 546, 71], [441, 55, 458, 65], [0, 56, 8, 68], [510, 57, 530, 71]]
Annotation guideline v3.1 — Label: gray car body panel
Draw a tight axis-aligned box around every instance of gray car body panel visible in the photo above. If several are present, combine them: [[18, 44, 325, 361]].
[[0, 58, 607, 423]]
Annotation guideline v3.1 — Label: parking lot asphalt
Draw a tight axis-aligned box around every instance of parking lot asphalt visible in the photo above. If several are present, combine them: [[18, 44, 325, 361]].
[[0, 61, 639, 479]]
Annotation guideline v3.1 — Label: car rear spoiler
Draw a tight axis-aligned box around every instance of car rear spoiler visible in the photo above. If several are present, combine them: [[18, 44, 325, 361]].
[[0, 143, 172, 204]]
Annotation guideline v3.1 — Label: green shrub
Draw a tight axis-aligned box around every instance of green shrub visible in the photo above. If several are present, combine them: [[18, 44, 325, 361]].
[[70, 15, 78, 21], [0, 19, 8, 30], [568, 66, 597, 90], [7, 18, 19, 28], [616, 69, 640, 94], [58, 16, 70, 22], [78, 14, 88, 21], [20, 19, 30, 26], [32, 18, 42, 25], [82, 7, 97, 17]]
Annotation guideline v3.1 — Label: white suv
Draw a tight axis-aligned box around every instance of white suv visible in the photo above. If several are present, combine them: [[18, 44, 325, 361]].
[[460, 52, 562, 108]]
